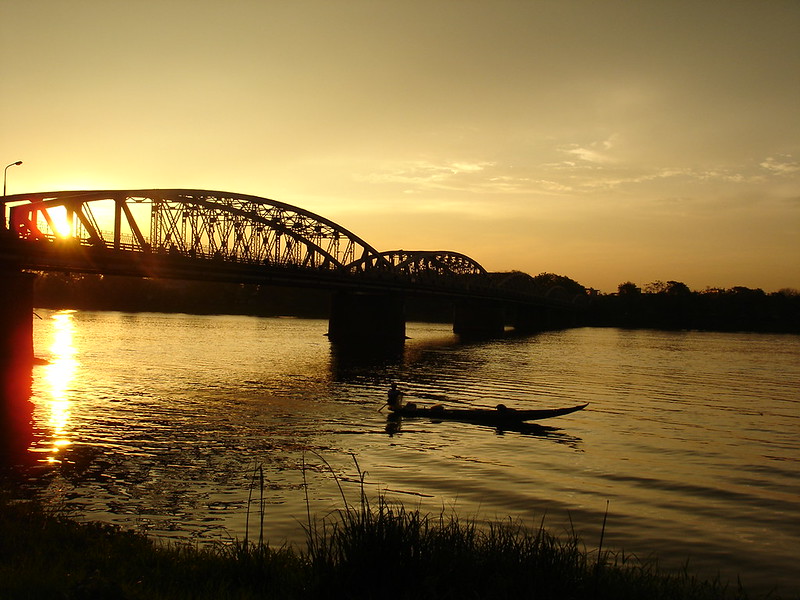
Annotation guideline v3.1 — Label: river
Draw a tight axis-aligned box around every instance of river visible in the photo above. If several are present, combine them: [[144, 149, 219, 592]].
[[5, 309, 800, 596]]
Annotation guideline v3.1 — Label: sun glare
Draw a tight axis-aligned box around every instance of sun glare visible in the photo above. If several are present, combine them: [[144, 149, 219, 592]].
[[43, 310, 78, 463], [44, 205, 73, 238]]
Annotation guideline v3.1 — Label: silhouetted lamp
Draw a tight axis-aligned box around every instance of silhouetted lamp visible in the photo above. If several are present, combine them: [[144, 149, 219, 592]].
[[2, 160, 23, 229], [3, 160, 22, 196]]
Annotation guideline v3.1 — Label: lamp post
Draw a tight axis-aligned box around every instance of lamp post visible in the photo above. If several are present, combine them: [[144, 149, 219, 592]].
[[4, 160, 23, 196], [2, 160, 22, 230]]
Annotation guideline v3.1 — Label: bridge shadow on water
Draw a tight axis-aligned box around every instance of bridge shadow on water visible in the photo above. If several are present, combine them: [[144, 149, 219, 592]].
[[328, 339, 406, 379], [327, 330, 497, 382], [327, 328, 515, 380]]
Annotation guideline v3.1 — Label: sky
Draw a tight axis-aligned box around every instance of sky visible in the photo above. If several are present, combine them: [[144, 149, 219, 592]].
[[2, 0, 798, 293]]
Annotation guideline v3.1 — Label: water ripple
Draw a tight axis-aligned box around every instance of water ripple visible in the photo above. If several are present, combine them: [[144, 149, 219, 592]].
[[11, 314, 799, 597]]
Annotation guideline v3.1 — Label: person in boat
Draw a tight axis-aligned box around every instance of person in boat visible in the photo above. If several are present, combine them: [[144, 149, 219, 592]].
[[387, 382, 404, 409]]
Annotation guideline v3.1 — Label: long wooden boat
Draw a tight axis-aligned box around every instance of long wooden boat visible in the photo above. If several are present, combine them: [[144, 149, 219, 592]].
[[388, 402, 588, 424]]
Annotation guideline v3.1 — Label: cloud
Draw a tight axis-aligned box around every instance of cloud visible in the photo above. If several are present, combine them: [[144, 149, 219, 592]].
[[537, 147, 795, 195], [563, 146, 611, 164], [377, 161, 580, 198], [361, 160, 493, 187], [359, 160, 549, 195], [559, 134, 620, 165], [358, 149, 794, 207], [760, 155, 800, 175]]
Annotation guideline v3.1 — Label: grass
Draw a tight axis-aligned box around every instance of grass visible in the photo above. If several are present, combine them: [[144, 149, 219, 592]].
[[0, 458, 780, 600]]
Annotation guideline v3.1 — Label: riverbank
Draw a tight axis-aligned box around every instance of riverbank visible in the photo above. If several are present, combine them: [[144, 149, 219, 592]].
[[586, 287, 800, 334], [0, 493, 770, 600], [30, 272, 800, 334]]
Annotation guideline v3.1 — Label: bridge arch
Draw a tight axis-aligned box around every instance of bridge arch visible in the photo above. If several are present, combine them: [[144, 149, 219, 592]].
[[345, 250, 487, 278], [4, 189, 391, 271]]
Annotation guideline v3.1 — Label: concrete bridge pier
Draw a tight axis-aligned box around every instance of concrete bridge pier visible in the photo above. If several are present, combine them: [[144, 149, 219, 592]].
[[452, 299, 505, 338], [328, 291, 406, 344], [1, 270, 35, 400]]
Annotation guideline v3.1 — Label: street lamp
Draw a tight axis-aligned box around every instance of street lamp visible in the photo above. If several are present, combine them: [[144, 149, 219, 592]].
[[2, 160, 22, 230], [4, 160, 22, 196]]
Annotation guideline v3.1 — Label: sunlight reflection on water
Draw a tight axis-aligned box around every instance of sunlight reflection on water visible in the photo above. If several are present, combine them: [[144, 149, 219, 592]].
[[41, 310, 78, 463]]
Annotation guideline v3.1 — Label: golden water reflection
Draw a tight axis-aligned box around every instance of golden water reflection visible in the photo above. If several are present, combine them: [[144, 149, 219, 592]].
[[43, 310, 78, 463]]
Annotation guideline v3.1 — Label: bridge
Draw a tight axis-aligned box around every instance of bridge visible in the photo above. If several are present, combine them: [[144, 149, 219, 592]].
[[1, 189, 586, 377]]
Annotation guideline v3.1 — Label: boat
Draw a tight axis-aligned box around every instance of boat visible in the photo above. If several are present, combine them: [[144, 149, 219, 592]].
[[387, 402, 588, 424]]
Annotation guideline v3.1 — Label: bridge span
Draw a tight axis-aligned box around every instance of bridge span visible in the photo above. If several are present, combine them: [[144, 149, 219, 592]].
[[1, 189, 586, 379]]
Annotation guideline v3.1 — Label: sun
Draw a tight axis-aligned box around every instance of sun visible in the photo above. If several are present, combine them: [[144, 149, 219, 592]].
[[42, 204, 73, 238]]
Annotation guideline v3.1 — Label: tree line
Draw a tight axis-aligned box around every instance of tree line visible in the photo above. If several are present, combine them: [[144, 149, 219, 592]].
[[586, 280, 800, 334], [31, 271, 800, 334]]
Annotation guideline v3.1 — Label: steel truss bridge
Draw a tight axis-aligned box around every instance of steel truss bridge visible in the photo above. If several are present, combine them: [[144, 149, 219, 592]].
[[1, 189, 585, 339]]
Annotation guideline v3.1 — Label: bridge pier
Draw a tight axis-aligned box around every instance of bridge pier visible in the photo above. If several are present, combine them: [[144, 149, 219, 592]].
[[453, 300, 505, 338], [1, 270, 35, 400], [328, 291, 406, 344]]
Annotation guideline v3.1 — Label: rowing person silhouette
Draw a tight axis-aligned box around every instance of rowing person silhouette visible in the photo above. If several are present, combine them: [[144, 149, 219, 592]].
[[387, 382, 404, 409]]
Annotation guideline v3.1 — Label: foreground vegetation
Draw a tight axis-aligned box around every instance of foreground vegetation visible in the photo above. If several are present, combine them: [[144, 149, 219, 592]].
[[1, 491, 771, 600]]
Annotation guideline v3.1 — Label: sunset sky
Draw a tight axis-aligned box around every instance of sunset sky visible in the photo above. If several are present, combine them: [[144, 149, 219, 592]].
[[2, 0, 798, 292]]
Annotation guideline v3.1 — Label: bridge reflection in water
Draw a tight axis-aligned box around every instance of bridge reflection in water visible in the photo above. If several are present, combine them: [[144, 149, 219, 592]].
[[1, 189, 587, 354]]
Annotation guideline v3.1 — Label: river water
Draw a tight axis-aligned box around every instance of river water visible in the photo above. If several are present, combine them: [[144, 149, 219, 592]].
[[5, 310, 800, 596]]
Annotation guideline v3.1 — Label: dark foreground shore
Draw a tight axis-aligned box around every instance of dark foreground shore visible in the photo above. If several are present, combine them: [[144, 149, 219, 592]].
[[1, 493, 780, 600]]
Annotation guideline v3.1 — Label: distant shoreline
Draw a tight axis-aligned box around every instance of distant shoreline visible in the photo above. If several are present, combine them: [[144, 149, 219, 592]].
[[31, 271, 800, 335]]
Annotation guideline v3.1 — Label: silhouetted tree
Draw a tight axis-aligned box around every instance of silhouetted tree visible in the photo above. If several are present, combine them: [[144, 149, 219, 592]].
[[643, 280, 691, 295], [617, 281, 640, 295], [776, 288, 799, 297], [666, 280, 691, 296], [643, 280, 667, 294], [530, 272, 586, 295]]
